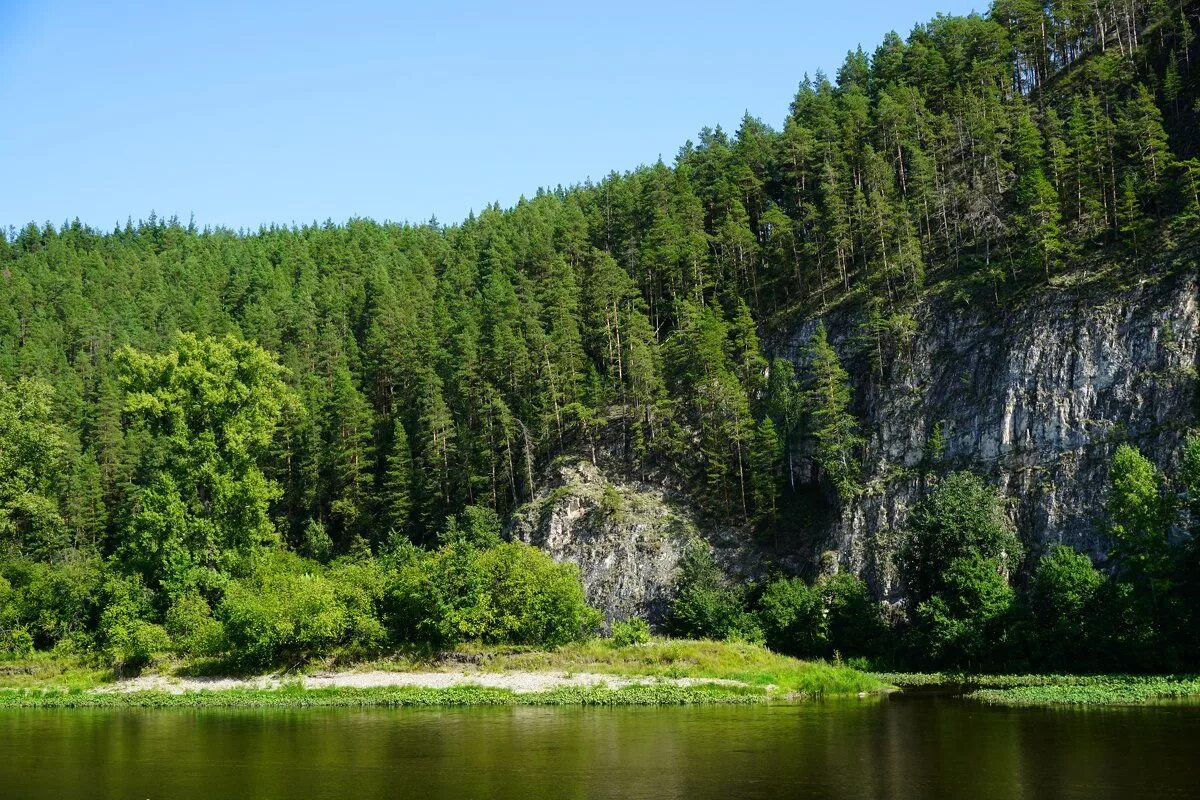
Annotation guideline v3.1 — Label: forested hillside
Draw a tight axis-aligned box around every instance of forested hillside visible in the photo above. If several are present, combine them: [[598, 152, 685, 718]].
[[2, 0, 1198, 671]]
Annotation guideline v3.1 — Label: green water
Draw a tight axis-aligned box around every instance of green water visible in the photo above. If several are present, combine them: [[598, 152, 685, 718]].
[[1, 692, 1197, 799]]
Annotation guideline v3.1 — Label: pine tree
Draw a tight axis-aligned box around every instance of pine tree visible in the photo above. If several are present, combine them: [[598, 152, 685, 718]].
[[381, 416, 412, 539], [800, 323, 862, 504], [750, 417, 784, 524]]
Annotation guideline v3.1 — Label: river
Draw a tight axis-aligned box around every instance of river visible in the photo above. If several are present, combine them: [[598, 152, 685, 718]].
[[1, 691, 1196, 798]]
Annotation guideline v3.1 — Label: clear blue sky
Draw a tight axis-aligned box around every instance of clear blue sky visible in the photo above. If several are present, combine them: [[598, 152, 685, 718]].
[[1, 0, 982, 232]]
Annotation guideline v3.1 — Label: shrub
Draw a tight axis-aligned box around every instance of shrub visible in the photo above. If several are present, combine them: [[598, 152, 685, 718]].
[[300, 518, 333, 563], [610, 617, 651, 647], [0, 556, 103, 651], [383, 541, 492, 646], [327, 559, 387, 651], [901, 471, 1021, 603], [98, 573, 167, 670], [165, 592, 225, 657], [218, 554, 351, 668], [104, 620, 171, 671], [383, 541, 599, 648], [1, 627, 34, 659], [479, 543, 600, 646], [666, 544, 750, 641], [440, 505, 503, 548], [1027, 545, 1104, 669], [820, 572, 889, 659], [759, 577, 827, 657], [913, 555, 1015, 669]]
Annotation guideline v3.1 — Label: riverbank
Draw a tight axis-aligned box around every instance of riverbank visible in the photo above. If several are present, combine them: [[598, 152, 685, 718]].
[[878, 672, 1200, 706], [0, 639, 884, 708]]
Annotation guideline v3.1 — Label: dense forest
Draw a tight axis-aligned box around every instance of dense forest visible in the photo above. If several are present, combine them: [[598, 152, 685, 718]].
[[1, 0, 1198, 671]]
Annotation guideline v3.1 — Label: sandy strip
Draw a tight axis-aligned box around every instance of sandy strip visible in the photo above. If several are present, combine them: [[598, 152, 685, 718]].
[[101, 670, 750, 695]]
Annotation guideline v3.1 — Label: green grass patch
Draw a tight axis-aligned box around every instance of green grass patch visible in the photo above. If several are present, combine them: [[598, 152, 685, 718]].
[[967, 676, 1200, 706], [464, 638, 885, 697], [0, 638, 884, 706], [0, 652, 112, 690], [876, 672, 1200, 706], [0, 682, 767, 709]]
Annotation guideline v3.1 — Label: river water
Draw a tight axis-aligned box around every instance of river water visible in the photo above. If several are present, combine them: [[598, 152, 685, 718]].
[[1, 692, 1196, 799]]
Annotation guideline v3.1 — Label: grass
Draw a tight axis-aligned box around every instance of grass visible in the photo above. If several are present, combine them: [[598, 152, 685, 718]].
[[0, 651, 112, 690], [967, 676, 1200, 707], [0, 682, 768, 709], [0, 638, 884, 708], [451, 638, 885, 698], [874, 671, 1200, 706]]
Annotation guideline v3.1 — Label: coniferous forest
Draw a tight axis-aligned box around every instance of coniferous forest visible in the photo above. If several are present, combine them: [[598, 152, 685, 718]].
[[2, 0, 1199, 673]]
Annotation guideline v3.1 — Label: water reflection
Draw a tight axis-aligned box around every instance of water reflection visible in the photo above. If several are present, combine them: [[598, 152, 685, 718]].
[[1, 694, 1196, 799]]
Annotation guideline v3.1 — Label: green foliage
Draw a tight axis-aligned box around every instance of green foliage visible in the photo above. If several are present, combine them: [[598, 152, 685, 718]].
[[609, 617, 651, 647], [901, 471, 1021, 603], [800, 323, 862, 503], [165, 592, 225, 657], [820, 572, 889, 659], [756, 571, 887, 661], [0, 556, 103, 651], [0, 378, 70, 558], [913, 555, 1015, 669], [898, 473, 1022, 669], [1026, 545, 1105, 669], [482, 543, 601, 646], [218, 555, 353, 668], [666, 544, 757, 642], [97, 573, 168, 670], [383, 540, 599, 649], [116, 334, 298, 593], [439, 504, 503, 548], [0, 0, 1198, 677], [1106, 443, 1172, 581], [599, 485, 624, 519], [759, 577, 828, 657]]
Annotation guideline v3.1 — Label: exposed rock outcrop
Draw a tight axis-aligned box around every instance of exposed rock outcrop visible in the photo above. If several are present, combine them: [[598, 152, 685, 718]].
[[782, 267, 1199, 598], [510, 459, 761, 625], [515, 265, 1197, 615]]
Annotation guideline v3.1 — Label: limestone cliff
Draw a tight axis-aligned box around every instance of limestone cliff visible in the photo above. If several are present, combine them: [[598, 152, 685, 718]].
[[781, 265, 1198, 599], [510, 459, 761, 625], [516, 264, 1197, 619]]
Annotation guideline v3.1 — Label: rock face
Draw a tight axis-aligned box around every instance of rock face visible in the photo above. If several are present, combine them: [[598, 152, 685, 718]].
[[516, 266, 1197, 616], [780, 267, 1199, 598], [511, 459, 761, 626]]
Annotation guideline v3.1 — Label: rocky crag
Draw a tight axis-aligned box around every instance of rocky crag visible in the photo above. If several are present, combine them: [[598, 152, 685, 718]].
[[793, 265, 1198, 600], [517, 263, 1198, 621], [511, 458, 762, 626]]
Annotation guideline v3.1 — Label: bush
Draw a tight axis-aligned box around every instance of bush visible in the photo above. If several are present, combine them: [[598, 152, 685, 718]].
[[759, 577, 827, 657], [480, 543, 601, 646], [98, 573, 167, 670], [913, 555, 1015, 669], [327, 559, 387, 651], [383, 540, 600, 648], [666, 545, 750, 641], [610, 617, 651, 647], [300, 518, 333, 563], [820, 572, 889, 659], [1027, 545, 1105, 669], [0, 556, 104, 651], [1, 627, 34, 659], [104, 620, 171, 671], [440, 505, 503, 548], [165, 592, 225, 657], [218, 553, 352, 668], [901, 471, 1021, 603], [383, 541, 492, 646]]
